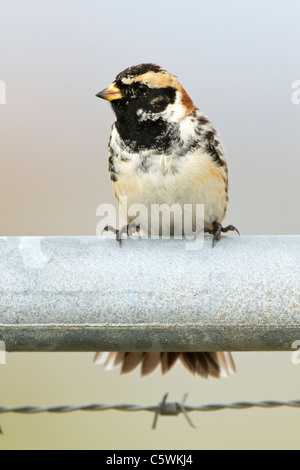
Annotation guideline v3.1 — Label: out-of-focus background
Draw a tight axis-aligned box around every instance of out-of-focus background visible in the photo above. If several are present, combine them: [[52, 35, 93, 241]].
[[0, 0, 299, 450]]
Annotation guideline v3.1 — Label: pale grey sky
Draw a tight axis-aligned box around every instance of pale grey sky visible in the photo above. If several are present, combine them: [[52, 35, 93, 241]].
[[1, 0, 299, 235]]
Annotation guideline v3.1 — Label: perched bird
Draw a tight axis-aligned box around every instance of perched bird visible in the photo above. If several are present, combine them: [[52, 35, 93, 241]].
[[95, 63, 237, 378]]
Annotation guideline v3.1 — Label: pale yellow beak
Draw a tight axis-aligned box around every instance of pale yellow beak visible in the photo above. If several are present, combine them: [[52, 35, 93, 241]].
[[96, 82, 123, 101]]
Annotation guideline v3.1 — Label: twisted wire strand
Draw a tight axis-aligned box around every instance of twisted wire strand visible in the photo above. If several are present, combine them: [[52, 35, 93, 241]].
[[184, 400, 300, 412], [1, 399, 300, 415]]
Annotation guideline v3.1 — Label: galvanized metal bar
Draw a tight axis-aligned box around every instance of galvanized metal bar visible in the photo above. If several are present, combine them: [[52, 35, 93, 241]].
[[0, 236, 299, 352]]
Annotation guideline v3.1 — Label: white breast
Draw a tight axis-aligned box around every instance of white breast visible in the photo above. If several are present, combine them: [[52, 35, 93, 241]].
[[109, 115, 228, 236]]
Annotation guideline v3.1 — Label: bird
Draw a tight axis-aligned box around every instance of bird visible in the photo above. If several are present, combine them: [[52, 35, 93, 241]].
[[95, 63, 238, 378]]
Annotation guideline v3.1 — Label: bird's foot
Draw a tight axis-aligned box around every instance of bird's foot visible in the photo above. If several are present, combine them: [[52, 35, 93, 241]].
[[207, 222, 240, 248], [102, 224, 140, 247]]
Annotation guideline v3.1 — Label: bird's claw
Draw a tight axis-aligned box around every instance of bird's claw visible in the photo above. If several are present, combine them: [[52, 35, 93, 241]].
[[102, 224, 140, 247], [207, 222, 240, 248]]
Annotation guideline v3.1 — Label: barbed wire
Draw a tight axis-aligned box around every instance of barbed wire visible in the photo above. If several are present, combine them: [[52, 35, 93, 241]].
[[1, 394, 300, 431], [3, 395, 300, 415]]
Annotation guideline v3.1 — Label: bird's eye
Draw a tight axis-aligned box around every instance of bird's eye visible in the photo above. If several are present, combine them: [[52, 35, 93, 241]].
[[136, 83, 148, 94]]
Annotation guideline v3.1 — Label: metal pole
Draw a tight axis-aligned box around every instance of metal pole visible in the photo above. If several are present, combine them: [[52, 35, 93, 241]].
[[0, 236, 299, 352]]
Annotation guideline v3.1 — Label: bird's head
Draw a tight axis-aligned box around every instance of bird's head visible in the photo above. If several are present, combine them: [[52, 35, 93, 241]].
[[96, 63, 196, 124]]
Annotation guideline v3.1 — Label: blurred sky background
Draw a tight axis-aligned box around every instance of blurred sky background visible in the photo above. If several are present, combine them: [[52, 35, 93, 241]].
[[0, 0, 300, 450]]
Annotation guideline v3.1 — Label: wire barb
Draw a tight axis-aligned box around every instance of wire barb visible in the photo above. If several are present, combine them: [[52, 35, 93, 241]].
[[152, 393, 196, 429]]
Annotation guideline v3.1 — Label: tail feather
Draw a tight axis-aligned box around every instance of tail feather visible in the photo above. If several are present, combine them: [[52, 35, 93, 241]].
[[141, 352, 161, 376], [195, 352, 210, 377], [106, 352, 126, 370], [94, 351, 125, 370], [94, 351, 235, 379], [94, 351, 110, 365], [203, 352, 221, 378], [180, 352, 198, 375], [161, 352, 178, 375], [121, 352, 145, 374], [215, 352, 236, 377]]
